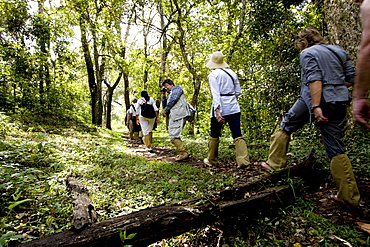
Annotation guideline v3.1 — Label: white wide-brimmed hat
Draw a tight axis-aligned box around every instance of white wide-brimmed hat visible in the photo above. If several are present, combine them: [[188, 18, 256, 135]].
[[205, 51, 229, 69]]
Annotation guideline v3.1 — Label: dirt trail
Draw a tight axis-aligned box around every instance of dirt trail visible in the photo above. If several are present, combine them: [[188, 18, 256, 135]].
[[127, 143, 370, 231]]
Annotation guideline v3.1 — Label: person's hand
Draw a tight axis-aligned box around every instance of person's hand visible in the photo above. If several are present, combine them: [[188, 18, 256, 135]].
[[162, 110, 167, 117], [215, 110, 225, 123], [353, 98, 370, 129], [136, 119, 140, 125], [313, 107, 328, 123]]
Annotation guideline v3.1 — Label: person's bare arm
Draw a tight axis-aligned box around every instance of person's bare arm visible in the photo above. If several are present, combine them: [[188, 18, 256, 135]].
[[310, 80, 328, 122], [353, 0, 370, 129]]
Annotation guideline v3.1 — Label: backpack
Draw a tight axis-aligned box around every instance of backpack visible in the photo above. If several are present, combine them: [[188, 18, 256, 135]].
[[141, 99, 156, 118], [185, 102, 196, 122], [125, 104, 136, 123]]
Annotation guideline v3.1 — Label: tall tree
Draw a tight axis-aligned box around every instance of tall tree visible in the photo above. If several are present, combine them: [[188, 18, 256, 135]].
[[324, 0, 362, 63], [33, 0, 52, 113], [158, 0, 174, 85], [171, 0, 205, 134], [74, 0, 104, 126]]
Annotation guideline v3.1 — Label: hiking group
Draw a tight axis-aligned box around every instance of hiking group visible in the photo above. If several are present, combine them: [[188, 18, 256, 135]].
[[126, 15, 370, 210]]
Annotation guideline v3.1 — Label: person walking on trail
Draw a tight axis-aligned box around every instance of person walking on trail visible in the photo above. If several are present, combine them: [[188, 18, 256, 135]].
[[204, 51, 250, 168], [161, 79, 190, 161], [353, 0, 370, 129], [126, 98, 141, 142], [261, 28, 360, 208], [136, 91, 159, 150]]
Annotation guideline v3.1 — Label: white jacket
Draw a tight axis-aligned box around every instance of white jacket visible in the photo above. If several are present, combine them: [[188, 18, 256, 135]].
[[208, 68, 241, 117]]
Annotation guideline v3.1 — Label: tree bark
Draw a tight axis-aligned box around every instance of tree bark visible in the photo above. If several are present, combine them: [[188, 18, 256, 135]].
[[66, 177, 97, 231], [324, 0, 362, 64], [80, 17, 99, 125], [104, 73, 122, 130], [158, 0, 171, 86]]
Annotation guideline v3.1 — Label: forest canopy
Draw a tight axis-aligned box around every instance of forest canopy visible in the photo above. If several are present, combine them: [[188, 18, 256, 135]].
[[1, 1, 369, 246], [0, 0, 363, 139]]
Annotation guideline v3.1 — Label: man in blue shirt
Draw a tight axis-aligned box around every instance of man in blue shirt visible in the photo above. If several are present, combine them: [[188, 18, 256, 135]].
[[261, 28, 360, 208], [162, 79, 190, 161]]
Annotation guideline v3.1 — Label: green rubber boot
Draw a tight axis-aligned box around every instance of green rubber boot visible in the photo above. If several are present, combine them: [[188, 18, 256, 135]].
[[330, 154, 360, 208], [234, 136, 250, 168], [267, 128, 290, 170], [204, 137, 219, 166]]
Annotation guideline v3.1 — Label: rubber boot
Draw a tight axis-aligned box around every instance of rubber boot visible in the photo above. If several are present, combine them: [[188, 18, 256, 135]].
[[129, 122, 134, 140], [172, 138, 189, 161], [204, 137, 219, 166], [149, 132, 153, 146], [143, 135, 152, 148], [266, 129, 290, 170], [234, 136, 250, 168], [134, 132, 141, 143], [330, 154, 360, 208]]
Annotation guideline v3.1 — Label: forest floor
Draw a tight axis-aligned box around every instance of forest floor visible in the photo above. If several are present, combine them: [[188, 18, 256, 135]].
[[126, 141, 370, 244]]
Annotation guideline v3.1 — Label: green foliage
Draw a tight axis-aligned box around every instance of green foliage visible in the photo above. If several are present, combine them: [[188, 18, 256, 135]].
[[0, 1, 368, 246], [0, 231, 24, 247], [220, 198, 367, 246], [120, 230, 137, 247], [0, 117, 240, 243]]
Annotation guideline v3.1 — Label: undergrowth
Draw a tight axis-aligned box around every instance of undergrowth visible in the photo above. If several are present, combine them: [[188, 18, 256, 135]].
[[0, 112, 369, 246], [158, 198, 369, 246]]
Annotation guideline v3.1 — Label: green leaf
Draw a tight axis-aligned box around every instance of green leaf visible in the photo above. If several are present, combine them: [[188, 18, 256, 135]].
[[126, 233, 137, 240], [0, 232, 24, 247], [8, 199, 33, 211]]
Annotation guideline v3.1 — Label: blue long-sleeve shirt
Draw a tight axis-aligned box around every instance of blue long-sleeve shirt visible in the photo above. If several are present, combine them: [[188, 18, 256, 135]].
[[299, 43, 355, 108], [164, 85, 183, 112]]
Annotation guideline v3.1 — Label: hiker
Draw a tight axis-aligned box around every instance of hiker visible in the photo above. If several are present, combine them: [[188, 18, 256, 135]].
[[161, 79, 190, 161], [126, 98, 138, 142], [261, 27, 360, 208], [204, 51, 250, 168], [353, 0, 370, 129], [127, 97, 142, 144], [136, 91, 159, 150]]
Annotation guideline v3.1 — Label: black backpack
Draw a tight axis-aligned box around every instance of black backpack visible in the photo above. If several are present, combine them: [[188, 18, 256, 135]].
[[125, 104, 136, 123], [141, 100, 156, 118]]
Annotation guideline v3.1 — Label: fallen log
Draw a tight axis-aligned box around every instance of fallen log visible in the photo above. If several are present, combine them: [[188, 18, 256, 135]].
[[17, 185, 292, 247], [66, 176, 97, 230], [18, 153, 325, 247]]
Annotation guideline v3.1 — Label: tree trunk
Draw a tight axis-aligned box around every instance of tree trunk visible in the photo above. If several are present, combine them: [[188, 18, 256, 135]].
[[66, 177, 97, 231], [118, 20, 132, 112], [93, 33, 103, 126], [80, 17, 99, 125], [37, 0, 51, 113], [104, 73, 122, 130], [324, 0, 362, 64], [158, 0, 170, 86], [227, 0, 247, 64], [173, 0, 202, 135], [18, 186, 293, 247]]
